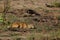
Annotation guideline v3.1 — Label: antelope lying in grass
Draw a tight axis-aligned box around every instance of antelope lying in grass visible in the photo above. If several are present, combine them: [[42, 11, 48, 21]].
[[7, 22, 36, 31]]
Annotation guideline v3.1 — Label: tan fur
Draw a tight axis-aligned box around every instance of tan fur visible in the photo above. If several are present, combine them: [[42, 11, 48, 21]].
[[28, 24, 34, 29], [11, 22, 19, 28], [19, 22, 27, 29], [8, 22, 35, 30]]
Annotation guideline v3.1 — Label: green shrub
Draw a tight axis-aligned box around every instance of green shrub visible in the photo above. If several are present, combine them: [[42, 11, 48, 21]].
[[54, 2, 60, 7]]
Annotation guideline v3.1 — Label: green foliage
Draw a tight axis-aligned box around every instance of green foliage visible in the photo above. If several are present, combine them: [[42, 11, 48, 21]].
[[0, 13, 3, 23], [54, 2, 60, 7], [57, 16, 60, 20], [16, 38, 21, 40]]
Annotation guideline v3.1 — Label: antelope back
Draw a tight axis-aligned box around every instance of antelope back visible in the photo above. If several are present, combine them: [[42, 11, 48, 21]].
[[19, 22, 27, 29], [11, 22, 19, 28]]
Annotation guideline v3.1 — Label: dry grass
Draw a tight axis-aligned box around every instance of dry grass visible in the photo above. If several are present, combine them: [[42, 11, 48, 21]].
[[0, 0, 60, 40]]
